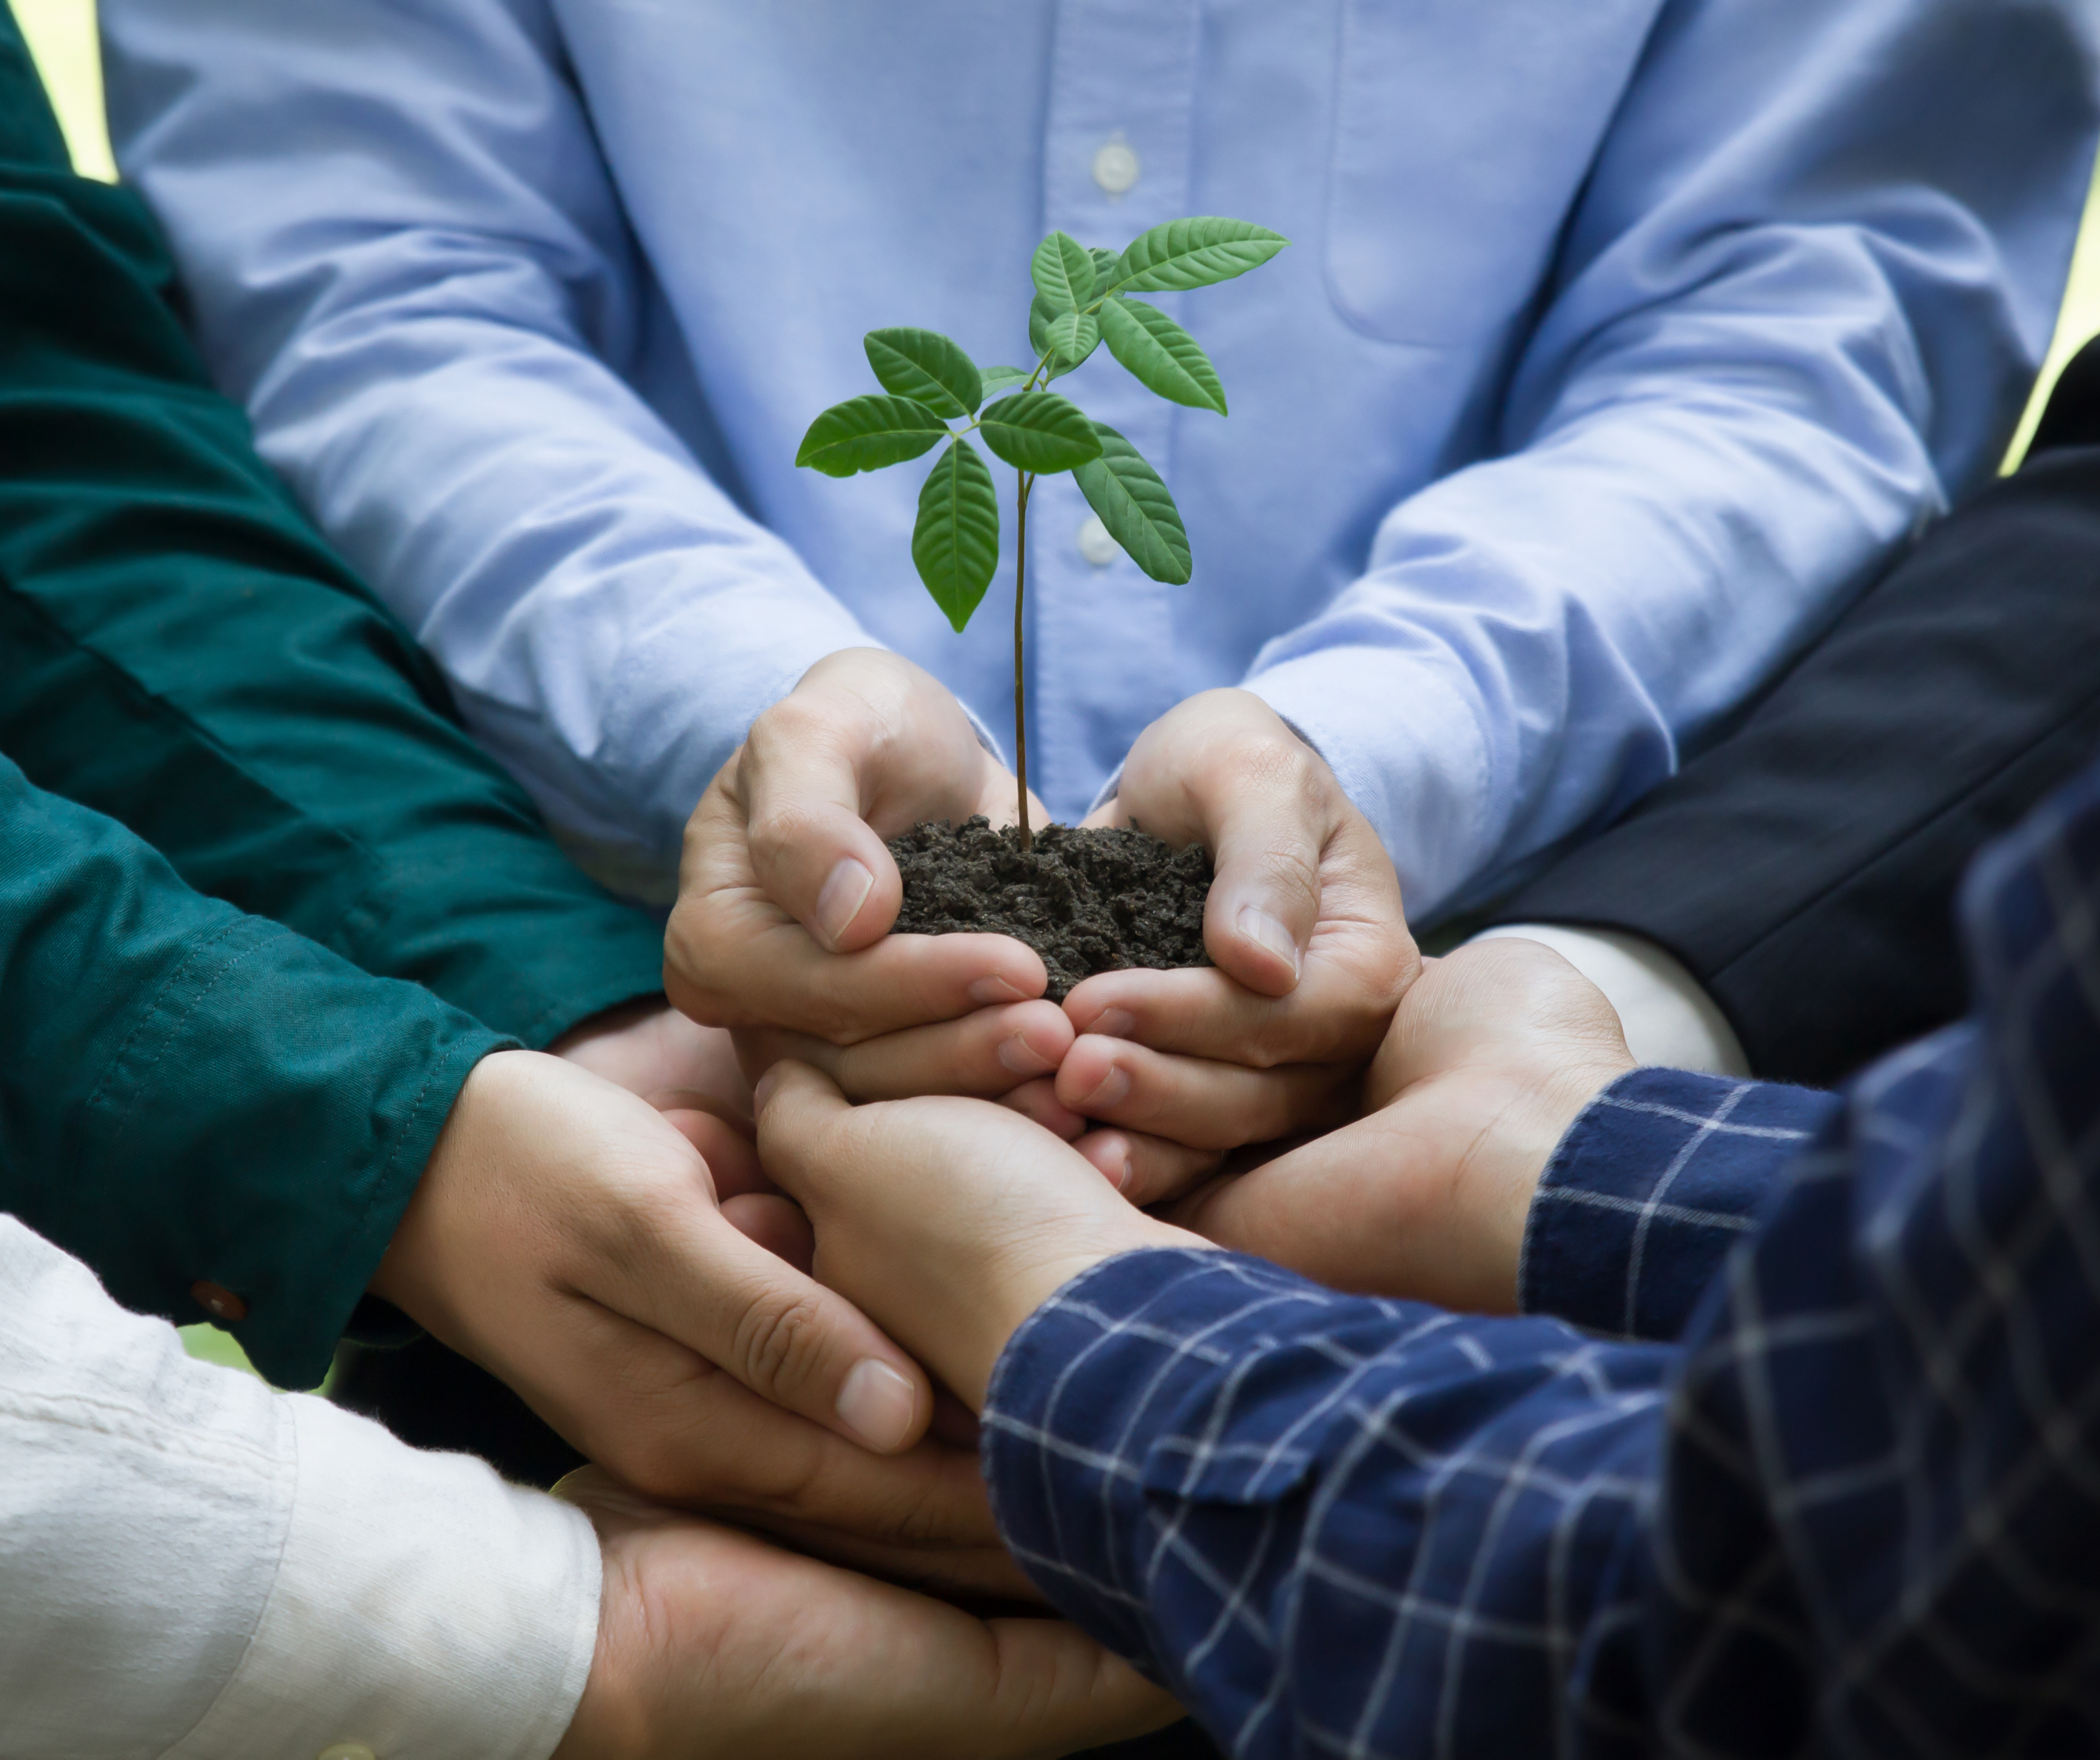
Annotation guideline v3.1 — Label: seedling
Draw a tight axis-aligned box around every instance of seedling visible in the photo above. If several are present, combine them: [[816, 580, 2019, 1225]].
[[796, 217, 1287, 849]]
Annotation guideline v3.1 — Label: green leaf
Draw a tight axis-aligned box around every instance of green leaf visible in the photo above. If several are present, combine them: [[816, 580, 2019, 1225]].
[[912, 439, 1001, 630], [977, 392, 1103, 474], [1106, 217, 1289, 294], [864, 328, 983, 418], [1089, 247, 1119, 287], [1097, 297, 1227, 414], [1073, 424, 1192, 585], [977, 364, 1034, 399], [1029, 294, 1099, 377], [1030, 230, 1097, 312], [1046, 309, 1100, 366], [796, 394, 950, 477]]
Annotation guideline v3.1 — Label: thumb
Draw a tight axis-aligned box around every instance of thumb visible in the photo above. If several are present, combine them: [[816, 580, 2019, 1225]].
[[1198, 764, 1326, 1000], [738, 698, 904, 954], [749, 1058, 854, 1210]]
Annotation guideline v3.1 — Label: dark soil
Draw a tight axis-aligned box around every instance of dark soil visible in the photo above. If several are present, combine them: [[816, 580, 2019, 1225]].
[[888, 816, 1212, 1001]]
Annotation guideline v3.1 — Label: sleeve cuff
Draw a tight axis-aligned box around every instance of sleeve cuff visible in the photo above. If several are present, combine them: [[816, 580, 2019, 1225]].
[[167, 1391, 600, 1760], [1518, 1068, 1844, 1340]]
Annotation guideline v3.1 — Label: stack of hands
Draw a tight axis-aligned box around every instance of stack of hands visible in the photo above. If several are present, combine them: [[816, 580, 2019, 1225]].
[[369, 650, 1638, 1756]]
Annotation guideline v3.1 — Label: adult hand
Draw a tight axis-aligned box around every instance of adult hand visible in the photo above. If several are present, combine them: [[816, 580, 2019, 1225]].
[[367, 1050, 1014, 1589], [551, 1469, 1178, 1759], [665, 648, 1074, 1103], [1056, 690, 1418, 1202], [755, 1062, 1203, 1410], [1169, 938, 1637, 1313]]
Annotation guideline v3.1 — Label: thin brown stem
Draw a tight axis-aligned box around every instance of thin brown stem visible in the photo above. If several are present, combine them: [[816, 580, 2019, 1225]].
[[1013, 469, 1034, 850]]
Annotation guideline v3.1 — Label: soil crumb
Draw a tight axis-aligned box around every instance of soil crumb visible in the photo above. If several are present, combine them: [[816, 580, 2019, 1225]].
[[888, 816, 1212, 1002]]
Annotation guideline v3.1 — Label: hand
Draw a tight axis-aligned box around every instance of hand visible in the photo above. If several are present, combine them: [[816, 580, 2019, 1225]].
[[368, 1050, 1016, 1587], [1169, 937, 1637, 1313], [665, 648, 1074, 1103], [551, 1469, 1178, 1759], [755, 1062, 1202, 1409], [1051, 690, 1418, 1201]]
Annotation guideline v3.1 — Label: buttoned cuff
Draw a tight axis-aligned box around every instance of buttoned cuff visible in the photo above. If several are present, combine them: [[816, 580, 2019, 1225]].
[[167, 1391, 600, 1760], [1242, 645, 1493, 923], [1519, 1068, 1843, 1340]]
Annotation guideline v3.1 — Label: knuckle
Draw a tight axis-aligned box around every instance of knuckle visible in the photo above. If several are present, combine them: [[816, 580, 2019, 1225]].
[[733, 1288, 836, 1401]]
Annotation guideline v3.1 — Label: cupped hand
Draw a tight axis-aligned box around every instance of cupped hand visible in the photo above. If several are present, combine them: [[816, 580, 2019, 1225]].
[[551, 1468, 1178, 1759], [665, 648, 1068, 1103], [1058, 690, 1418, 1201], [1169, 937, 1637, 1313], [756, 1062, 1202, 1408], [367, 1050, 1015, 1583]]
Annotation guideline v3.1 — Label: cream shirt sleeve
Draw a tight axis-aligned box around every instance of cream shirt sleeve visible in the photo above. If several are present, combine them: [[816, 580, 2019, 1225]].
[[0, 1215, 600, 1760]]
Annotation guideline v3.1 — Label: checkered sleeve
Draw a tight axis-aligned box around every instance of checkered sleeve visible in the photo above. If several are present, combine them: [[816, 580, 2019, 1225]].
[[982, 1247, 1673, 1758], [1520, 1069, 1843, 1341]]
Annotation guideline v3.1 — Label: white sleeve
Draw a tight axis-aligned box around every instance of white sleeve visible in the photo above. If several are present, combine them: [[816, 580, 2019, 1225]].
[[0, 1215, 600, 1760]]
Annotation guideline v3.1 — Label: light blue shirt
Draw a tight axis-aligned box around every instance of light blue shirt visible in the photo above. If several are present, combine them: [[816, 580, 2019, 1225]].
[[101, 0, 2097, 917]]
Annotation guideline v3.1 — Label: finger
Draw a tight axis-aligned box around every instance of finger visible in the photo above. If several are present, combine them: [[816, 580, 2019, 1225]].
[[592, 1170, 937, 1454], [741, 998, 1071, 1101], [1064, 961, 1387, 1068], [996, 1076, 1089, 1140], [720, 1192, 816, 1273], [519, 1299, 1004, 1545], [1072, 1128, 1223, 1206], [723, 1508, 1046, 1605], [1054, 1032, 1356, 1150], [661, 1105, 768, 1198]]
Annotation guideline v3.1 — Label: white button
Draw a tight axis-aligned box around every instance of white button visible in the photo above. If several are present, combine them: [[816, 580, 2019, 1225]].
[[1076, 516, 1121, 567], [1091, 140, 1140, 195], [317, 1745, 377, 1760]]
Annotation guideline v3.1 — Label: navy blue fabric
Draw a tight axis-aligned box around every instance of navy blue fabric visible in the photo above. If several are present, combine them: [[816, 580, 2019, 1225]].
[[1520, 1068, 1841, 1341], [983, 757, 2100, 1757]]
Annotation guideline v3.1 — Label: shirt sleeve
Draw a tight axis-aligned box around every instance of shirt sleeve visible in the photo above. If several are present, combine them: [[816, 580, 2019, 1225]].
[[1517, 1068, 1843, 1341], [96, 0, 871, 880], [0, 24, 665, 1040], [0, 1215, 597, 1760], [1246, 0, 2099, 916], [0, 755, 508, 1388]]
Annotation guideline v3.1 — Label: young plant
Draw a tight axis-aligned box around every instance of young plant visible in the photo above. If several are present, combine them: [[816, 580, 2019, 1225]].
[[796, 216, 1287, 848]]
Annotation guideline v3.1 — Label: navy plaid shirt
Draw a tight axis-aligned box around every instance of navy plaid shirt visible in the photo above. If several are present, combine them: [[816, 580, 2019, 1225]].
[[981, 761, 2100, 1757]]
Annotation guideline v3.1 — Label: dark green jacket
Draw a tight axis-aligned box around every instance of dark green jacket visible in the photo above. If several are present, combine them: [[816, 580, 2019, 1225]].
[[0, 14, 666, 1383]]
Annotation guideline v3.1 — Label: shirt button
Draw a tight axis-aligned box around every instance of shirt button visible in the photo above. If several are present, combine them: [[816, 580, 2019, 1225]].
[[317, 1746, 377, 1760], [1092, 139, 1140, 195], [1076, 515, 1121, 567], [191, 1281, 249, 1323]]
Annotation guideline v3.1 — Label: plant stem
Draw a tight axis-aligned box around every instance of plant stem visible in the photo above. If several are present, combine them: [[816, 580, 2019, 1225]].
[[1014, 469, 1034, 850]]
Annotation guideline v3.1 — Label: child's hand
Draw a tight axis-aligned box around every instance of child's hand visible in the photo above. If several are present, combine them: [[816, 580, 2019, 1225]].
[[1170, 937, 1637, 1312], [1054, 689, 1420, 1200], [754, 1063, 1204, 1408]]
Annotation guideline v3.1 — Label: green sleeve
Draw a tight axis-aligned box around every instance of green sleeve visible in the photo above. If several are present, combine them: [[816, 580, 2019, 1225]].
[[0, 755, 505, 1389], [0, 11, 666, 1046]]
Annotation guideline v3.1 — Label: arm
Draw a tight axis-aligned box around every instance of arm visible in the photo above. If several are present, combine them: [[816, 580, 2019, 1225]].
[[0, 1213, 598, 1759], [1247, 0, 2099, 918], [0, 1215, 1170, 1760], [0, 23, 661, 1044], [96, 0, 870, 880]]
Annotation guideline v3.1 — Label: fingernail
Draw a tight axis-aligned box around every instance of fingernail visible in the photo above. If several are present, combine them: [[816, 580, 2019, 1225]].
[[1088, 1008, 1138, 1040], [997, 1029, 1057, 1077], [1079, 1062, 1131, 1110], [814, 858, 876, 950], [1098, 1140, 1133, 1193], [836, 1358, 918, 1452], [1237, 905, 1302, 980], [969, 975, 1027, 1005]]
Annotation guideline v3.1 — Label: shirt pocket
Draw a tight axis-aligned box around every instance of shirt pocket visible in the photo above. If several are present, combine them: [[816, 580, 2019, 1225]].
[[1324, 0, 1663, 347]]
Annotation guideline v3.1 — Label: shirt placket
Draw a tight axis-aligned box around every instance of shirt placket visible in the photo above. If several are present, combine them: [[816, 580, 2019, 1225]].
[[1031, 0, 1199, 820]]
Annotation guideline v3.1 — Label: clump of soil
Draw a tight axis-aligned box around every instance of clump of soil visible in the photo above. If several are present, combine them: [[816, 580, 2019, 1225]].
[[888, 816, 1212, 1002]]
